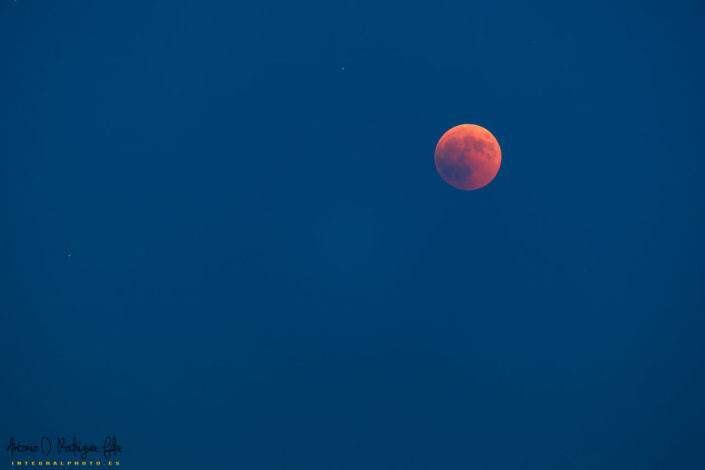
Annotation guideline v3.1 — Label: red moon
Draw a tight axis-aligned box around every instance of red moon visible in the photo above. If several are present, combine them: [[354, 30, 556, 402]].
[[434, 124, 501, 191]]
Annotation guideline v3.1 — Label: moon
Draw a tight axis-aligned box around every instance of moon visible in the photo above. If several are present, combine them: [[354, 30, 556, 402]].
[[434, 124, 502, 191]]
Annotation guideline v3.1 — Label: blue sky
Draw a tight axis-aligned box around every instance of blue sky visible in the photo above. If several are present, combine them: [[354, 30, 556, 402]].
[[1, 1, 704, 468]]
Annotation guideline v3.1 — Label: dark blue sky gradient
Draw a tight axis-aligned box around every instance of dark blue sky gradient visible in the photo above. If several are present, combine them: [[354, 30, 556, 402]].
[[1, 1, 704, 468]]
